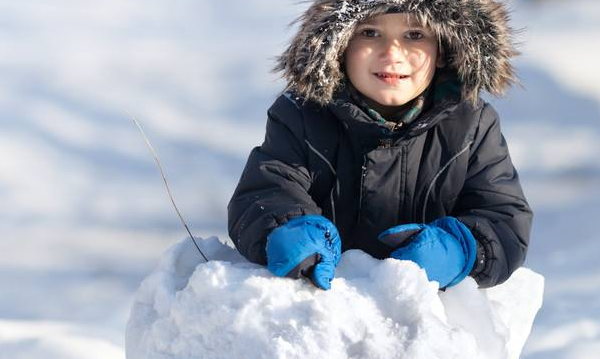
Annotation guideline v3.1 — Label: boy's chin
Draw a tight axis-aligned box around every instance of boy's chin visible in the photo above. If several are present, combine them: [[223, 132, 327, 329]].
[[366, 90, 418, 107], [371, 96, 412, 108]]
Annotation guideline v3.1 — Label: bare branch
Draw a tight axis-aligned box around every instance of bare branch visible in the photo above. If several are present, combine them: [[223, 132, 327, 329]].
[[129, 113, 209, 262]]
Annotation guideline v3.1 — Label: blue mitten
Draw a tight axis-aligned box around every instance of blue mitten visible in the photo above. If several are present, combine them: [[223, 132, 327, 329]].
[[266, 215, 341, 290], [378, 217, 477, 288]]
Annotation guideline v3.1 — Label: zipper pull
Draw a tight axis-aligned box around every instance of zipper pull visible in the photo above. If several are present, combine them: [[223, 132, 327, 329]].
[[379, 138, 393, 148]]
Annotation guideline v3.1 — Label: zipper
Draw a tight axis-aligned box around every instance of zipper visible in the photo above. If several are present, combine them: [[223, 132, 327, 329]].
[[398, 147, 406, 224], [329, 187, 337, 225], [305, 139, 339, 224], [421, 141, 473, 222], [357, 155, 367, 224]]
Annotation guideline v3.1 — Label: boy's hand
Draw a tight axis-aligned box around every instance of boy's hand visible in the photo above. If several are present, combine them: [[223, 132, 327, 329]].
[[266, 215, 341, 290], [378, 217, 477, 288]]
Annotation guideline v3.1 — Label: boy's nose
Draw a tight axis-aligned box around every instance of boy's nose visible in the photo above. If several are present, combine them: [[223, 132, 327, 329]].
[[381, 39, 406, 62]]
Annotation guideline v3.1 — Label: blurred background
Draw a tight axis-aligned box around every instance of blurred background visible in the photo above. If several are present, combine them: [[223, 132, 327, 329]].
[[0, 0, 598, 358]]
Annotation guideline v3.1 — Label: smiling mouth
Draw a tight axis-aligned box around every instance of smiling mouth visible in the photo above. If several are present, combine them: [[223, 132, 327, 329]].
[[374, 72, 409, 85]]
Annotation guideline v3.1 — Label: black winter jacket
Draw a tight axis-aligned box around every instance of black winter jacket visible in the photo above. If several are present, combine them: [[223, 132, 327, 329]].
[[228, 92, 532, 288]]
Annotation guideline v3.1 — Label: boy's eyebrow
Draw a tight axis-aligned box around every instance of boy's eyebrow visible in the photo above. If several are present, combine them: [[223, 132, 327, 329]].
[[407, 17, 426, 28], [357, 18, 379, 26]]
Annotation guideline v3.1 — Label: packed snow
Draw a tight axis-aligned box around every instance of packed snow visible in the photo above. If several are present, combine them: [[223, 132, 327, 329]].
[[126, 238, 543, 359]]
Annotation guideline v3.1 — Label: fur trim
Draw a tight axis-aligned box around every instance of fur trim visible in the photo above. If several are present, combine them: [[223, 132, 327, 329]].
[[274, 0, 519, 105]]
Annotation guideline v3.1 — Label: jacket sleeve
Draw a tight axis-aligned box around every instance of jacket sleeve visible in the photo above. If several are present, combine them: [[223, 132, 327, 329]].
[[227, 99, 321, 264], [454, 104, 533, 288]]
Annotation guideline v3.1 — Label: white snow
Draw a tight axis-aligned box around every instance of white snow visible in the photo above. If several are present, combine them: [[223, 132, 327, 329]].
[[0, 319, 124, 359], [514, 0, 600, 104], [126, 238, 543, 359]]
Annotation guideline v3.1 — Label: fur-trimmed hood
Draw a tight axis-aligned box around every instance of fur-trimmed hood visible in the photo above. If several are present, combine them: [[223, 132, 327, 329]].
[[274, 0, 518, 105]]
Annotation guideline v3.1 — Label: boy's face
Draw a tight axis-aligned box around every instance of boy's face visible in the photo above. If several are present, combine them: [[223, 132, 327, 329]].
[[345, 13, 443, 114]]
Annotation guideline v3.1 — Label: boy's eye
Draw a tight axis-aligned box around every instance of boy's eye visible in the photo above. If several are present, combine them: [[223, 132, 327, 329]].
[[359, 28, 380, 38], [406, 31, 424, 40]]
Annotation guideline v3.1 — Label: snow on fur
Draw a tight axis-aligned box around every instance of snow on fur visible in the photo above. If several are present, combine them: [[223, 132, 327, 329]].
[[126, 237, 544, 359]]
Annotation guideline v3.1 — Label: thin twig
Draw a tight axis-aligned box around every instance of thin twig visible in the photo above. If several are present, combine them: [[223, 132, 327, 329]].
[[129, 113, 209, 262]]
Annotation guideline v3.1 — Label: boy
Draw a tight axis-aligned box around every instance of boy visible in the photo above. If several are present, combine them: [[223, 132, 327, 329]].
[[228, 0, 532, 290]]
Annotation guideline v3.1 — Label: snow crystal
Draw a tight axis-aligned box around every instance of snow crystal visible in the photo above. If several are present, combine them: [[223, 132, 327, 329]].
[[126, 237, 544, 359]]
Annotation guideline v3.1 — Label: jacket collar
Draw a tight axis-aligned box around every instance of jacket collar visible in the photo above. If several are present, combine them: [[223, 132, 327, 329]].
[[328, 70, 462, 142]]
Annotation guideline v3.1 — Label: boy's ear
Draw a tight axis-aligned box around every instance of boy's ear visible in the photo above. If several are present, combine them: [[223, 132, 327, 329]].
[[436, 57, 446, 69]]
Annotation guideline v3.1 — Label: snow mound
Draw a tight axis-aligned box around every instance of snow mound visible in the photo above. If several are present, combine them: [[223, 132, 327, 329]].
[[126, 237, 544, 359]]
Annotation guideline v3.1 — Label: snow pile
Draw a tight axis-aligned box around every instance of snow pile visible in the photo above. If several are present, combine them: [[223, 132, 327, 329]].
[[126, 238, 544, 359]]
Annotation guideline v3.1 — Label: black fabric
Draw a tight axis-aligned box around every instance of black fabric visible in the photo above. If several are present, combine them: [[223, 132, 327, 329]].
[[379, 229, 422, 248], [286, 253, 321, 279], [227, 93, 532, 288]]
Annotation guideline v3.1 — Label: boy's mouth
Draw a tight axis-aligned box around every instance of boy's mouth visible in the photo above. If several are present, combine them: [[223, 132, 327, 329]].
[[374, 72, 409, 85]]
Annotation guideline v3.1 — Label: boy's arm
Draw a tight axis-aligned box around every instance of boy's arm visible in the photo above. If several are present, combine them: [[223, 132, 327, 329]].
[[228, 101, 321, 264], [454, 104, 533, 288]]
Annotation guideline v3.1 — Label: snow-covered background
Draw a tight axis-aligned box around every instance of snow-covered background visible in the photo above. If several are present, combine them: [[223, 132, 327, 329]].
[[0, 0, 598, 358]]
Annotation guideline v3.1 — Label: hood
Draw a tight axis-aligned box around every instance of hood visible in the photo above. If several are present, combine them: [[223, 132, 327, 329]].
[[274, 0, 518, 105]]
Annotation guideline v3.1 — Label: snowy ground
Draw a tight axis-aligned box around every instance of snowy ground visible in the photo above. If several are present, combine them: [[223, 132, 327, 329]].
[[1, 0, 599, 358]]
